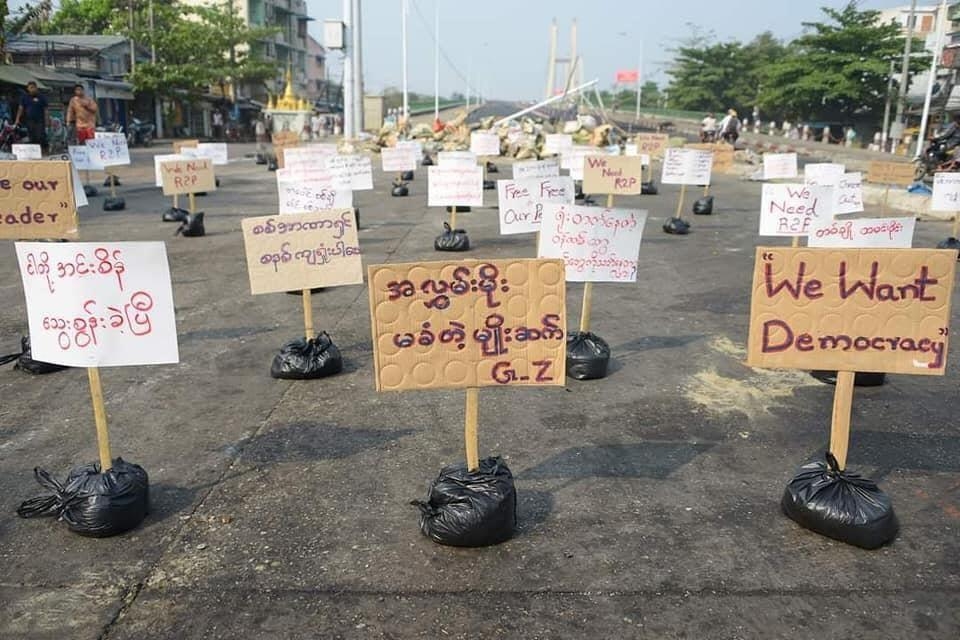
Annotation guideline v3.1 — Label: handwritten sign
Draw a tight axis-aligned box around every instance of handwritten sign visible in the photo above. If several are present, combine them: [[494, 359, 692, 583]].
[[438, 151, 477, 169], [193, 142, 229, 165], [278, 179, 352, 213], [153, 153, 187, 187], [763, 153, 798, 180], [272, 131, 300, 169], [804, 163, 845, 186], [561, 146, 597, 180], [759, 184, 833, 237], [324, 155, 373, 191], [0, 161, 77, 239], [537, 202, 648, 282], [88, 132, 130, 167], [544, 134, 573, 155], [172, 139, 199, 154], [15, 241, 179, 367], [808, 216, 916, 249], [368, 258, 567, 391], [64, 159, 87, 209], [276, 165, 350, 191], [633, 133, 669, 158], [68, 145, 93, 171], [396, 140, 423, 163], [282, 145, 337, 170], [427, 166, 483, 207], [160, 158, 216, 196], [931, 172, 960, 211], [12, 144, 41, 160], [661, 148, 712, 185], [746, 247, 955, 375], [513, 158, 560, 180], [833, 172, 864, 216], [497, 176, 574, 235], [867, 161, 915, 186], [241, 210, 362, 295], [470, 131, 501, 157], [583, 155, 643, 195], [381, 147, 418, 172]]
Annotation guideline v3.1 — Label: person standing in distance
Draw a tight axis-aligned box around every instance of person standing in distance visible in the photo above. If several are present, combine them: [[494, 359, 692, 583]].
[[66, 83, 98, 144], [15, 81, 49, 152]]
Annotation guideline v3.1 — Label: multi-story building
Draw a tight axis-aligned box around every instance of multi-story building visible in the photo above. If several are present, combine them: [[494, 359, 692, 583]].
[[230, 0, 311, 102], [879, 3, 944, 49]]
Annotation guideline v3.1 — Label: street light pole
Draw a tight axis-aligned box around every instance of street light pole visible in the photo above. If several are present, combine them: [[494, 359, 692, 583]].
[[351, 0, 363, 133], [433, 1, 439, 122], [892, 0, 918, 151], [916, 0, 949, 157], [342, 0, 353, 138], [401, 0, 408, 121]]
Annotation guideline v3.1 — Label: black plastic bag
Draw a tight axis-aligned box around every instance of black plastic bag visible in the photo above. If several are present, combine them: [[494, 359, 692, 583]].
[[391, 184, 409, 197], [82, 184, 98, 197], [566, 331, 610, 380], [17, 458, 149, 537], [162, 207, 189, 223], [267, 156, 278, 171], [434, 222, 470, 252], [412, 456, 516, 547], [485, 161, 499, 174], [693, 195, 714, 215], [103, 175, 121, 187], [483, 179, 496, 190], [175, 212, 205, 237], [446, 205, 470, 213], [810, 371, 886, 387], [641, 180, 658, 195], [421, 154, 434, 166], [255, 152, 267, 165], [663, 217, 690, 235], [0, 336, 68, 375], [270, 332, 343, 379], [781, 453, 898, 549], [937, 237, 960, 259], [102, 196, 125, 211], [401, 170, 415, 181]]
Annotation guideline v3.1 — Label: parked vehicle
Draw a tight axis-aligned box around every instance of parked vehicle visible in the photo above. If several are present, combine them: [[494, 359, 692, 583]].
[[126, 118, 155, 147], [915, 139, 960, 181], [0, 122, 27, 153]]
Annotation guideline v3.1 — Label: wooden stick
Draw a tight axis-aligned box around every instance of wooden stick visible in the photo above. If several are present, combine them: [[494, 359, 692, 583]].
[[109, 172, 116, 198], [449, 204, 457, 229], [829, 371, 855, 471], [465, 387, 480, 471], [580, 282, 593, 333], [188, 192, 196, 214], [791, 236, 800, 248], [302, 288, 314, 340], [953, 212, 960, 239], [87, 367, 112, 472], [675, 184, 687, 220], [173, 194, 179, 209], [703, 184, 710, 197]]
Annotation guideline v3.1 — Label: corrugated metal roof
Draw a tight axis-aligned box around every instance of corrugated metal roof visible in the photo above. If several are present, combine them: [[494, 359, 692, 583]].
[[7, 35, 127, 52]]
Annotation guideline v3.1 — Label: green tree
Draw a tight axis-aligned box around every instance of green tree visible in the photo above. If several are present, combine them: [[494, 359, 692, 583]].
[[45, 0, 115, 35]]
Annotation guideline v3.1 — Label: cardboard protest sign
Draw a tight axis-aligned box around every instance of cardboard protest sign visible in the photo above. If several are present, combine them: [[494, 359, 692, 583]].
[[544, 133, 573, 155], [381, 147, 418, 172], [513, 158, 560, 180], [88, 132, 130, 166], [368, 258, 567, 391], [282, 144, 337, 170], [15, 241, 179, 367], [278, 179, 352, 213], [153, 153, 187, 187], [808, 216, 916, 249], [470, 131, 501, 156], [427, 166, 483, 207], [583, 155, 643, 195], [0, 160, 77, 239], [759, 184, 833, 237], [633, 133, 669, 158], [68, 145, 93, 171], [271, 131, 300, 169], [833, 172, 864, 215], [172, 139, 199, 154], [804, 163, 845, 186], [560, 146, 597, 180], [438, 151, 477, 169], [931, 172, 960, 211], [866, 161, 915, 186], [12, 144, 41, 160], [537, 202, 648, 282], [762, 153, 798, 180], [661, 147, 712, 185], [497, 176, 574, 235], [241, 210, 362, 295], [746, 247, 955, 375], [160, 158, 216, 196], [194, 142, 229, 165], [324, 155, 373, 191]]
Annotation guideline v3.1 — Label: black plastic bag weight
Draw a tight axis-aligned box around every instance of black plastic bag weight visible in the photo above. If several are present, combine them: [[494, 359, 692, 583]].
[[175, 212, 205, 237], [663, 217, 690, 235], [435, 222, 470, 252], [566, 331, 610, 380], [693, 195, 714, 215], [271, 332, 343, 379], [0, 335, 67, 375]]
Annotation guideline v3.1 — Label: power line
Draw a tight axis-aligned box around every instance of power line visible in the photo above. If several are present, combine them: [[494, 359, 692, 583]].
[[408, 0, 479, 95]]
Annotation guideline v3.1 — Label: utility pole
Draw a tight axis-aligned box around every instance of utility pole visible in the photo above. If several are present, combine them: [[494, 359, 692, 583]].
[[128, 1, 135, 73], [892, 0, 918, 152], [881, 59, 895, 152], [433, 1, 439, 122], [545, 19, 557, 99], [149, 0, 163, 138], [342, 0, 353, 138], [916, 0, 949, 156], [400, 0, 408, 121], [351, 0, 363, 133]]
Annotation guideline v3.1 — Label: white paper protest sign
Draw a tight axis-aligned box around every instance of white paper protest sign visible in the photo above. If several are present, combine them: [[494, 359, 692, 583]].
[[804, 163, 845, 186], [763, 153, 798, 180], [538, 203, 648, 282], [70, 162, 87, 208], [324, 155, 373, 191], [12, 144, 41, 160], [282, 145, 338, 170], [396, 140, 423, 164], [381, 147, 418, 172], [544, 134, 573, 155], [833, 172, 864, 215], [513, 158, 560, 180], [807, 216, 916, 248], [278, 181, 353, 213], [931, 172, 960, 211], [88, 132, 130, 166], [68, 145, 93, 171], [194, 142, 229, 165], [561, 146, 596, 180], [427, 166, 483, 207], [15, 241, 179, 367], [470, 131, 501, 156], [759, 183, 834, 236], [438, 151, 477, 169], [154, 153, 188, 187], [497, 176, 574, 235], [661, 147, 713, 185]]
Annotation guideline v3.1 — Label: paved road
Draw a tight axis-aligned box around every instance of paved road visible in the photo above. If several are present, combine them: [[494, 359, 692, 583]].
[[1, 145, 959, 639]]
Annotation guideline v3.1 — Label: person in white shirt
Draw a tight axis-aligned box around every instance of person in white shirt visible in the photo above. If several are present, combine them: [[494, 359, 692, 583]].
[[310, 113, 322, 140], [700, 112, 717, 141], [718, 109, 741, 143]]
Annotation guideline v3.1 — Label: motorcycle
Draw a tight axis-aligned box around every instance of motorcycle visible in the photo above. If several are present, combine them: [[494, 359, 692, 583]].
[[700, 129, 717, 143], [0, 122, 27, 153], [914, 139, 960, 181], [126, 118, 155, 147]]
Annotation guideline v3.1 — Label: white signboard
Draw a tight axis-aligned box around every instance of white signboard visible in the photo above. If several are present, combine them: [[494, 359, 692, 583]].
[[833, 172, 864, 215], [438, 151, 477, 169], [469, 131, 501, 157], [276, 166, 351, 191], [759, 183, 834, 237], [544, 134, 573, 155], [931, 172, 960, 211], [282, 145, 338, 170], [513, 158, 561, 180], [396, 140, 423, 164], [12, 144, 41, 160], [278, 181, 352, 214], [88, 132, 130, 167], [561, 146, 596, 180], [661, 147, 713, 185], [763, 153, 798, 180], [538, 203, 648, 282], [381, 147, 418, 173], [154, 153, 188, 187], [427, 166, 483, 207], [497, 176, 574, 235], [623, 144, 650, 166], [194, 142, 229, 165], [70, 162, 87, 208], [68, 145, 93, 171], [324, 155, 373, 191], [807, 216, 916, 249], [804, 162, 845, 186], [15, 241, 179, 367]]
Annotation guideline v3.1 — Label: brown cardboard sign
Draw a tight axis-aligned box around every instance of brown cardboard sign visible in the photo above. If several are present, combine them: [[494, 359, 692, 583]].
[[272, 131, 300, 169], [686, 143, 734, 172], [582, 155, 643, 194], [633, 133, 669, 159], [746, 247, 956, 375], [368, 258, 567, 391], [866, 161, 915, 186], [0, 160, 77, 239], [240, 209, 362, 295], [160, 158, 216, 195], [172, 139, 199, 154]]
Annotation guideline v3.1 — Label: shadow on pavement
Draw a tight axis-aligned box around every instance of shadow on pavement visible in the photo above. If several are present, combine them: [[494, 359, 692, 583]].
[[804, 430, 960, 480], [519, 442, 713, 481], [235, 422, 416, 466]]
